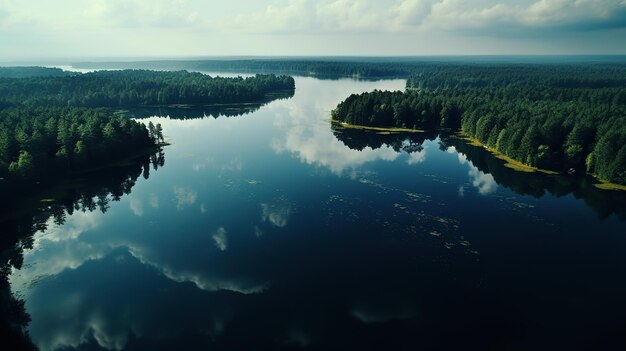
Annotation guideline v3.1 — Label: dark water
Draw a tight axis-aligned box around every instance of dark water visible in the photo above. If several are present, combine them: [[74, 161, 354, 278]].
[[4, 76, 626, 350]]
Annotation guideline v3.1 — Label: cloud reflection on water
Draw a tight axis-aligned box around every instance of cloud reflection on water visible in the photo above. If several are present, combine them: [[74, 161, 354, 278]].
[[449, 146, 498, 195]]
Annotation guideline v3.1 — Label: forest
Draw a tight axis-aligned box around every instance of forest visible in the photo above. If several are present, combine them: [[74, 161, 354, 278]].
[[0, 68, 294, 195], [0, 107, 159, 192], [0, 70, 295, 108], [332, 64, 626, 185], [0, 66, 75, 79], [73, 57, 626, 79]]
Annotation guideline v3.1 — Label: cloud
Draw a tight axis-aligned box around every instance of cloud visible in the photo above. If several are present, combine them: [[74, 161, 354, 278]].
[[226, 0, 626, 34], [406, 150, 427, 165], [129, 197, 143, 216], [228, 0, 383, 34], [221, 157, 244, 172], [10, 212, 106, 295], [426, 0, 626, 33], [261, 202, 292, 228], [212, 227, 228, 251], [149, 193, 159, 208], [192, 162, 207, 171], [173, 186, 197, 210], [83, 0, 200, 28], [454, 150, 498, 195], [158, 267, 267, 294], [270, 77, 409, 175], [468, 166, 497, 195]]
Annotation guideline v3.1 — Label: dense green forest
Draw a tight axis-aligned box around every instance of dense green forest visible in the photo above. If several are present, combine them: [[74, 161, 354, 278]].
[[0, 70, 295, 108], [73, 57, 626, 79], [0, 66, 75, 79], [74, 59, 414, 78], [332, 64, 626, 185], [0, 68, 295, 192], [0, 107, 159, 189]]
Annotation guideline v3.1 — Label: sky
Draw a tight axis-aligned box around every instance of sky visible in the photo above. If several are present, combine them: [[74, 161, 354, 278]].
[[1, 0, 626, 60]]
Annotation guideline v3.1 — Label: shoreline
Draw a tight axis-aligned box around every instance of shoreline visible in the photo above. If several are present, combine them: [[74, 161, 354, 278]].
[[329, 122, 626, 192], [455, 133, 559, 175], [457, 132, 626, 192], [330, 119, 424, 134]]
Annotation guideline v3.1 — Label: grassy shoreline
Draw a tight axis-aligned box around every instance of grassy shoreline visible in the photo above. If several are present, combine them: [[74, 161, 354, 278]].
[[593, 179, 626, 192], [330, 119, 424, 134], [456, 132, 626, 192], [456, 133, 559, 175]]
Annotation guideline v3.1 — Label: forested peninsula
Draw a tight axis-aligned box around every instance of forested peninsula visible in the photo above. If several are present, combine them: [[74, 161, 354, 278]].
[[0, 67, 295, 195], [0, 69, 295, 108], [332, 64, 626, 187]]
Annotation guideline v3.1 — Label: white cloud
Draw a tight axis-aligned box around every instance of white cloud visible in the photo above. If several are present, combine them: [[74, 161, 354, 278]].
[[468, 166, 497, 195], [270, 77, 411, 175], [129, 197, 143, 216], [455, 151, 498, 195], [149, 193, 159, 208], [261, 202, 292, 228], [173, 186, 197, 210], [158, 267, 267, 294], [406, 150, 427, 165], [1, 0, 626, 58], [226, 0, 626, 33], [83, 0, 200, 29], [212, 227, 228, 251], [271, 110, 401, 174], [192, 162, 207, 171]]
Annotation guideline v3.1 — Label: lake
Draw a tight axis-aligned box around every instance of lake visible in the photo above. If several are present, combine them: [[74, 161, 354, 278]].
[[5, 75, 626, 350]]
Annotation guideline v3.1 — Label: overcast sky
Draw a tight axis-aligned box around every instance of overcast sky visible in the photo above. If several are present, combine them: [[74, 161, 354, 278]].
[[1, 0, 625, 60]]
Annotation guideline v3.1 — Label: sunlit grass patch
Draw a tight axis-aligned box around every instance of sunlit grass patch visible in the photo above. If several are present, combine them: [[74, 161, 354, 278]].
[[458, 133, 559, 175], [594, 180, 626, 192], [330, 119, 424, 133]]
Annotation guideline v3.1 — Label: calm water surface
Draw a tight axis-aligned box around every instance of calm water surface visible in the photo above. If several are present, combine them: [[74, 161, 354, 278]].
[[7, 76, 626, 350]]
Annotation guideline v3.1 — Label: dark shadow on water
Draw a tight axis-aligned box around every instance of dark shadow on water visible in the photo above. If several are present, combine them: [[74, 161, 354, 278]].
[[0, 149, 165, 351], [121, 91, 295, 120], [331, 124, 438, 153], [439, 136, 626, 221], [332, 126, 626, 221]]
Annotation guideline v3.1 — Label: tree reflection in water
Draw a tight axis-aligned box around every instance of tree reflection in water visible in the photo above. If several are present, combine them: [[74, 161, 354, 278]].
[[0, 149, 165, 350], [332, 126, 626, 220]]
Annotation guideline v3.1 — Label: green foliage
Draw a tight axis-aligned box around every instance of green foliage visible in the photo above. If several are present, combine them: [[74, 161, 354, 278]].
[[0, 69, 295, 187], [0, 70, 295, 108], [0, 66, 75, 78], [333, 63, 626, 184], [0, 107, 154, 182]]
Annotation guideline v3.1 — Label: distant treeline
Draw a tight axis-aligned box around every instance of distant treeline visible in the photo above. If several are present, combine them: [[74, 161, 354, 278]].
[[0, 66, 75, 79], [0, 69, 295, 108], [74, 59, 412, 78], [332, 64, 626, 185], [73, 59, 626, 79]]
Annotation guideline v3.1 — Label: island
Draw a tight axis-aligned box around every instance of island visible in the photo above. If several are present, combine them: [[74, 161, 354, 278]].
[[331, 63, 626, 189]]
